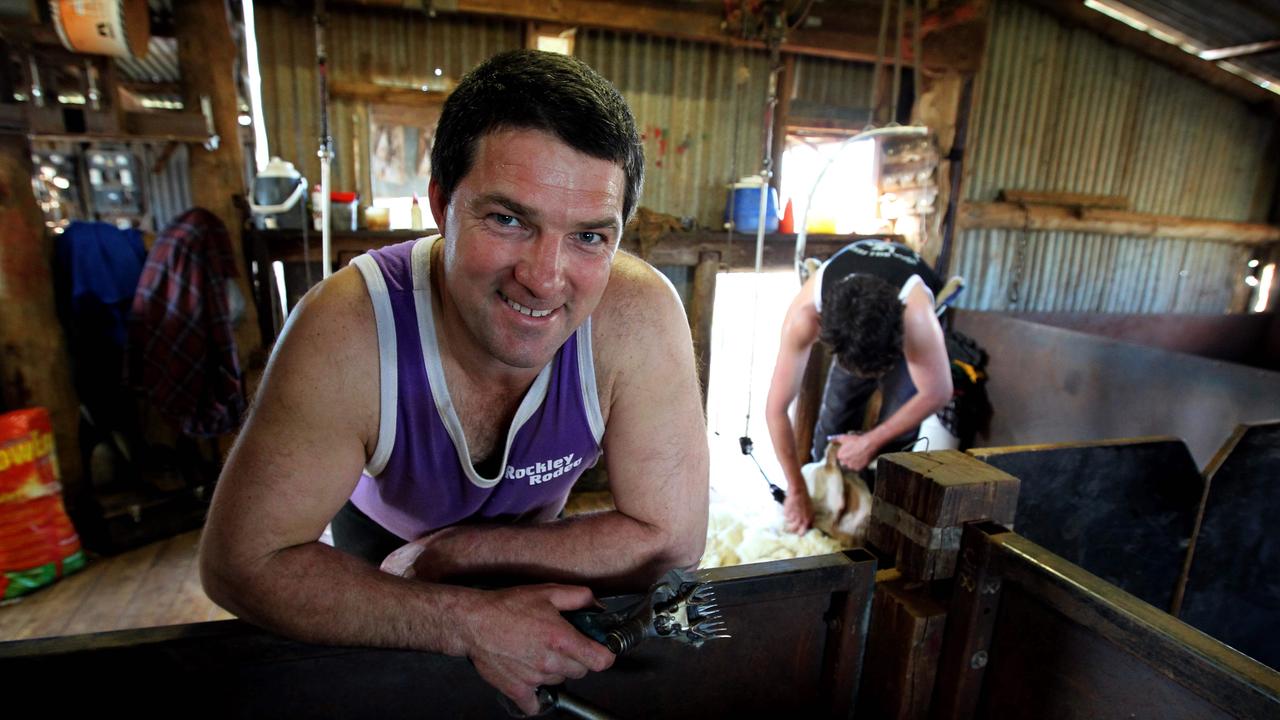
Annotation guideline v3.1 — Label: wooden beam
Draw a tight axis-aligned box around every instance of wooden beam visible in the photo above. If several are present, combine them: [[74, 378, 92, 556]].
[[958, 202, 1280, 245], [689, 251, 719, 410], [337, 0, 941, 65], [996, 190, 1130, 210], [629, 232, 901, 269], [771, 54, 793, 194], [0, 132, 82, 502], [176, 0, 263, 379], [1020, 0, 1280, 113], [329, 79, 451, 107], [122, 111, 213, 143]]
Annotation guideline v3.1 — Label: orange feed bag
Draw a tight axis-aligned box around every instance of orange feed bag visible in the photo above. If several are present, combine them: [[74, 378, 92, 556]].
[[0, 408, 84, 599]]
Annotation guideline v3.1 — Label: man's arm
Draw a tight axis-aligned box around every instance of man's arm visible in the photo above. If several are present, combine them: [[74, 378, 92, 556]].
[[765, 274, 822, 534], [200, 267, 612, 716], [832, 285, 953, 470], [389, 255, 709, 590]]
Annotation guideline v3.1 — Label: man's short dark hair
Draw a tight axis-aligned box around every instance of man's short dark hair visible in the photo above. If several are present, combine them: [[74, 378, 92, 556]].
[[431, 49, 644, 222], [819, 275, 904, 378]]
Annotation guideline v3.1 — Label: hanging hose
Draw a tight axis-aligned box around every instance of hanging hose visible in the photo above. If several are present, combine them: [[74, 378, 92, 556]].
[[737, 3, 788, 505], [315, 2, 334, 278]]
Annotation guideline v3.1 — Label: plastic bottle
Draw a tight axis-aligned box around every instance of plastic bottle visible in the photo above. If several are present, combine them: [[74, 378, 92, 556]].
[[410, 193, 424, 231]]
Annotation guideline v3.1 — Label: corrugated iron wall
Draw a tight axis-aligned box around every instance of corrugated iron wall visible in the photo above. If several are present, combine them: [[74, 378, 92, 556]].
[[253, 4, 875, 230], [253, 4, 522, 200], [953, 0, 1277, 312], [141, 142, 192, 231], [576, 29, 770, 228], [791, 54, 876, 117]]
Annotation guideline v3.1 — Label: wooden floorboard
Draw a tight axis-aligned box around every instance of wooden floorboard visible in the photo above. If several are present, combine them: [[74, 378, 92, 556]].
[[0, 528, 232, 642]]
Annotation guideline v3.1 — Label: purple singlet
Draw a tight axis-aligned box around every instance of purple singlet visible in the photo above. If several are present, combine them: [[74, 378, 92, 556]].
[[346, 236, 604, 541]]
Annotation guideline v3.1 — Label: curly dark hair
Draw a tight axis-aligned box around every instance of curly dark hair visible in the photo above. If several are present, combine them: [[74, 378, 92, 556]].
[[819, 274, 904, 378], [430, 49, 645, 222]]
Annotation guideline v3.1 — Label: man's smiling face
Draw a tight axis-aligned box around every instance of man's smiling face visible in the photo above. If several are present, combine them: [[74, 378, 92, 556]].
[[429, 127, 625, 371]]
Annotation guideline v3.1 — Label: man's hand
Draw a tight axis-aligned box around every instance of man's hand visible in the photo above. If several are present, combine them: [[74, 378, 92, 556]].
[[783, 484, 814, 534], [461, 584, 615, 715], [831, 432, 880, 472]]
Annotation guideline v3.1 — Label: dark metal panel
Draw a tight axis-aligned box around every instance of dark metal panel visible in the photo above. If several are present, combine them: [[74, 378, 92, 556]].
[[1180, 421, 1280, 670], [0, 551, 877, 720], [936, 522, 1280, 719], [970, 439, 1203, 612], [988, 311, 1279, 368], [953, 310, 1280, 466]]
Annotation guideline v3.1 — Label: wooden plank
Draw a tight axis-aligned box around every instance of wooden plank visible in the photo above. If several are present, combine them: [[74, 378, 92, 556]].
[[60, 540, 165, 635], [984, 528, 1280, 718], [996, 189, 1130, 210], [159, 533, 227, 627], [859, 569, 947, 719], [122, 111, 211, 142], [931, 522, 1003, 719], [631, 232, 900, 269], [115, 532, 201, 630], [0, 561, 102, 641], [957, 201, 1280, 245], [329, 79, 451, 108]]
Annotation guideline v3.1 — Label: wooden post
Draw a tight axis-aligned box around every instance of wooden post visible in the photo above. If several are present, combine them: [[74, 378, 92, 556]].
[[931, 521, 1006, 720], [175, 0, 263, 379], [794, 342, 830, 463], [868, 450, 1019, 582], [689, 251, 719, 408], [915, 0, 992, 271], [0, 133, 82, 499], [771, 54, 794, 196], [859, 569, 948, 720]]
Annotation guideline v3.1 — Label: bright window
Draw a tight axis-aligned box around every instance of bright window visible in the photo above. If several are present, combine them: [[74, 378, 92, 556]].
[[780, 133, 882, 235]]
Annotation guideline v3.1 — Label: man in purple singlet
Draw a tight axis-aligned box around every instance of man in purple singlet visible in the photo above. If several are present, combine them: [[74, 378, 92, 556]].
[[200, 51, 709, 715]]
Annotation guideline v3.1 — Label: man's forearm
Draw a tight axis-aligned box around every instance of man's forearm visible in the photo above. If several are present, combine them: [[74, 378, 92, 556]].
[[204, 541, 476, 655], [766, 408, 807, 493], [410, 510, 699, 592]]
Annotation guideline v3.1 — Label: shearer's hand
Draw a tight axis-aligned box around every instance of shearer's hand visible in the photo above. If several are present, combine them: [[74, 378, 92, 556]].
[[831, 432, 879, 472], [461, 584, 615, 716], [783, 483, 814, 534]]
